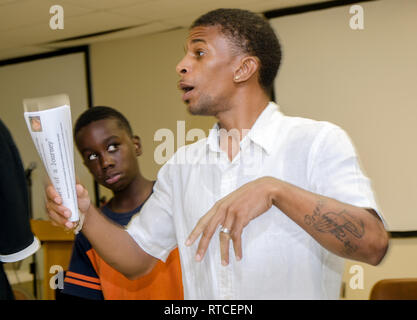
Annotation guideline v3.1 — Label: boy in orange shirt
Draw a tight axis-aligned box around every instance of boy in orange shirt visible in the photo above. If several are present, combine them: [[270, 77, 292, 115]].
[[61, 106, 183, 299]]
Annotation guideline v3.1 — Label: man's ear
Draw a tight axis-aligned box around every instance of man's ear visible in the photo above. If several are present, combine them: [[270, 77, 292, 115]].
[[233, 56, 260, 83], [132, 135, 142, 156]]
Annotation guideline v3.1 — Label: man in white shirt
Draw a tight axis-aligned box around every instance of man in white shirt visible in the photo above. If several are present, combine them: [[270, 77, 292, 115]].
[[46, 8, 388, 299]]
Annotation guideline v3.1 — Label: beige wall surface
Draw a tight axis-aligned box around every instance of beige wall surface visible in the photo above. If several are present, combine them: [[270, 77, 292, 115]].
[[271, 0, 417, 231]]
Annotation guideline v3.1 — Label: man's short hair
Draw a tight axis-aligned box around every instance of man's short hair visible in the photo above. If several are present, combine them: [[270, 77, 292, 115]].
[[191, 8, 282, 94], [74, 106, 133, 138]]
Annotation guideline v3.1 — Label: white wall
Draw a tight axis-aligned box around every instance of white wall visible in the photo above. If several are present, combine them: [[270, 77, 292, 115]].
[[271, 0, 417, 231]]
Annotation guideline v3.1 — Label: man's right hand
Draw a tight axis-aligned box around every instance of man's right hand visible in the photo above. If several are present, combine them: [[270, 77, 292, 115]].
[[45, 183, 91, 229]]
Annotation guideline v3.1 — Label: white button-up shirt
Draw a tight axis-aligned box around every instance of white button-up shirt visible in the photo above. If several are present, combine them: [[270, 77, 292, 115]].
[[127, 102, 381, 299]]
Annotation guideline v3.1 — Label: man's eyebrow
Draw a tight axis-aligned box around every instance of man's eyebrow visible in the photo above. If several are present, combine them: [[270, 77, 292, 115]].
[[184, 38, 206, 53], [190, 38, 206, 44]]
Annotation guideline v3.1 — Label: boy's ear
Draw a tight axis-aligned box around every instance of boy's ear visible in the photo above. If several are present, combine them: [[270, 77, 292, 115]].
[[132, 135, 142, 156]]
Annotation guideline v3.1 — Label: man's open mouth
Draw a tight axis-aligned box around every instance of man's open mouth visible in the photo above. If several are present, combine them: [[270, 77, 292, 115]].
[[179, 82, 195, 102], [182, 85, 194, 92], [179, 82, 194, 92]]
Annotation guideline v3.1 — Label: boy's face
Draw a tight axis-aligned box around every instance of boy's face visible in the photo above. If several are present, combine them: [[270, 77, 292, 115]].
[[75, 118, 141, 192]]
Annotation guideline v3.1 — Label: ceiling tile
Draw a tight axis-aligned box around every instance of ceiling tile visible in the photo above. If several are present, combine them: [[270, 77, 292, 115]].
[[0, 0, 95, 31], [64, 0, 151, 10], [0, 0, 20, 6], [0, 11, 145, 47], [111, 0, 209, 20], [0, 0, 334, 60], [46, 22, 172, 49], [55, 11, 146, 39]]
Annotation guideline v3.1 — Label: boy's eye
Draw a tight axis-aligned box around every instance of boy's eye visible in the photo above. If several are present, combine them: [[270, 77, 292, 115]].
[[108, 144, 117, 152], [88, 153, 98, 161]]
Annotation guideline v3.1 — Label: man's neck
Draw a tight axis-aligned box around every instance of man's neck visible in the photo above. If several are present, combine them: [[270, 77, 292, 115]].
[[217, 86, 269, 128], [215, 90, 270, 161]]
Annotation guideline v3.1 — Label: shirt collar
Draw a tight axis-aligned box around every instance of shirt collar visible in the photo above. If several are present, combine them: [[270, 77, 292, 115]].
[[206, 101, 282, 155]]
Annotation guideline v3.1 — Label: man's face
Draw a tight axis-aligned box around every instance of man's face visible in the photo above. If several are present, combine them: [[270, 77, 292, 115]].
[[176, 25, 242, 115], [75, 118, 140, 192]]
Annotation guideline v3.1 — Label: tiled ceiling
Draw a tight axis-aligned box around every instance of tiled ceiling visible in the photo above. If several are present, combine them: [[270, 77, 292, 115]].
[[0, 0, 331, 61]]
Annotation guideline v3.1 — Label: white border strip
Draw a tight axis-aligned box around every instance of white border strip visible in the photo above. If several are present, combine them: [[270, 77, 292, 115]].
[[0, 236, 40, 263]]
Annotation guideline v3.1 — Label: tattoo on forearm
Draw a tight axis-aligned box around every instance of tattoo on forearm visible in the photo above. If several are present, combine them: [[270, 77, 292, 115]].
[[304, 199, 365, 255]]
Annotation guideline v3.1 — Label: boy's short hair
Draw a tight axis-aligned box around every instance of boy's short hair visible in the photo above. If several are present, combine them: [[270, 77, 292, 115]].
[[191, 8, 282, 94], [74, 106, 133, 138]]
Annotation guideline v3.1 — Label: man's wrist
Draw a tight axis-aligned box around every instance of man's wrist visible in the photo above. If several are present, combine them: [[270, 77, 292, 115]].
[[263, 176, 283, 208]]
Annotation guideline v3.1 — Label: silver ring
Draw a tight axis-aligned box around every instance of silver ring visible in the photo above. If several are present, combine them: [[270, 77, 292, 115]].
[[220, 227, 231, 235]]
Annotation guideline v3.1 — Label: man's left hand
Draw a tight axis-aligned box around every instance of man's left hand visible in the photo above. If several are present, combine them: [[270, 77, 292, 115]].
[[186, 177, 278, 265]]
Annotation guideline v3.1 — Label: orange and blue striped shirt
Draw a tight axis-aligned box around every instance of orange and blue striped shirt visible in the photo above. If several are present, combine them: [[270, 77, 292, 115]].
[[63, 204, 183, 300]]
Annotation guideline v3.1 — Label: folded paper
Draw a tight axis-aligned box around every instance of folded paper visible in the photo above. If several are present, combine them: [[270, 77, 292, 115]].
[[23, 94, 79, 222]]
